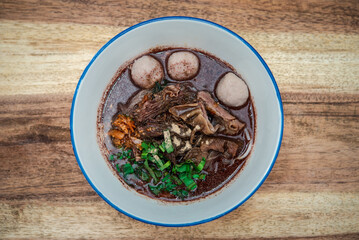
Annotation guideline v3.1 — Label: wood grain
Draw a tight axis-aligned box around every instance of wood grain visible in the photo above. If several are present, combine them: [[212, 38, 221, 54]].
[[0, 0, 359, 239], [0, 0, 358, 34], [0, 91, 358, 238], [1, 20, 358, 96], [1, 193, 358, 239], [0, 92, 358, 200]]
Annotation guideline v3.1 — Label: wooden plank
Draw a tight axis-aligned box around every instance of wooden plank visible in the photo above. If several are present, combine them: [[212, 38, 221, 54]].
[[0, 193, 358, 239], [0, 20, 124, 96], [0, 92, 358, 202], [1, 2, 359, 238], [0, 0, 358, 34], [1, 20, 358, 96]]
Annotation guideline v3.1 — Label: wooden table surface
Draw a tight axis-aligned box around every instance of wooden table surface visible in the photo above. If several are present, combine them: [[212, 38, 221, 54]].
[[1, 0, 358, 239]]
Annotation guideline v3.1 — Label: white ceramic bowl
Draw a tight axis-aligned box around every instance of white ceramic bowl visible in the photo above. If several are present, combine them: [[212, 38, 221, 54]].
[[70, 17, 283, 226]]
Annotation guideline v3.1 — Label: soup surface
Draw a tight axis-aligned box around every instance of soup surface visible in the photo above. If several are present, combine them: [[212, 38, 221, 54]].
[[98, 48, 255, 201]]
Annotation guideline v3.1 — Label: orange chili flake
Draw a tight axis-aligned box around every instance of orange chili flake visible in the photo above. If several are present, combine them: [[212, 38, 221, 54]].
[[109, 114, 138, 148], [108, 129, 125, 140]]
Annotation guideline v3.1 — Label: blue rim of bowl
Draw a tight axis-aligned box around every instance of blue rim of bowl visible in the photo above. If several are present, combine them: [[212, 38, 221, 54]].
[[70, 16, 284, 227]]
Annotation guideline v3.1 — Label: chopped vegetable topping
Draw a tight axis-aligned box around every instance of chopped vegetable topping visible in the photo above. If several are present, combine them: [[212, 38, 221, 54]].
[[179, 173, 197, 191], [159, 160, 171, 171], [144, 159, 158, 184], [199, 174, 206, 180], [122, 163, 134, 178], [159, 143, 166, 152], [163, 130, 174, 153], [117, 148, 132, 159], [171, 189, 189, 199], [148, 183, 165, 196], [152, 79, 168, 94], [134, 168, 150, 182], [196, 157, 206, 171], [108, 133, 207, 199], [109, 114, 139, 149]]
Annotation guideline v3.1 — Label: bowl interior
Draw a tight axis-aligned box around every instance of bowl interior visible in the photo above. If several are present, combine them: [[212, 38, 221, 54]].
[[71, 17, 283, 226]]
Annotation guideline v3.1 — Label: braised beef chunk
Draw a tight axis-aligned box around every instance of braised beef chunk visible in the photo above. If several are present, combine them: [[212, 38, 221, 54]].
[[118, 89, 150, 115], [198, 91, 245, 135], [99, 48, 254, 201], [169, 102, 218, 135], [200, 137, 242, 160], [137, 120, 192, 139], [133, 84, 197, 123], [184, 147, 208, 164], [137, 122, 169, 138]]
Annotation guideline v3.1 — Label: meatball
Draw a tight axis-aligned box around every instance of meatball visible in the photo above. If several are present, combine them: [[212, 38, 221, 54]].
[[167, 51, 199, 80], [130, 55, 164, 89], [215, 72, 249, 108]]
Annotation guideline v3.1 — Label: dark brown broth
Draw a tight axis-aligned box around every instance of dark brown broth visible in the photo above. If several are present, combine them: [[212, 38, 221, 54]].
[[98, 48, 255, 201]]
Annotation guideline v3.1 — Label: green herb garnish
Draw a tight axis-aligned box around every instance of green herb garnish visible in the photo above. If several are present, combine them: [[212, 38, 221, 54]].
[[163, 130, 174, 153], [149, 183, 165, 195], [134, 167, 150, 182], [196, 157, 206, 171], [162, 173, 171, 182], [141, 142, 149, 150], [176, 163, 191, 173], [152, 154, 164, 168], [179, 173, 197, 191], [165, 181, 177, 192], [121, 163, 134, 178], [159, 143, 166, 152], [116, 164, 121, 173], [199, 174, 206, 180], [152, 79, 168, 94], [171, 175, 183, 185], [144, 159, 158, 184], [112, 136, 207, 199], [116, 148, 132, 160], [154, 169, 162, 178], [171, 189, 189, 200], [159, 160, 171, 171]]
